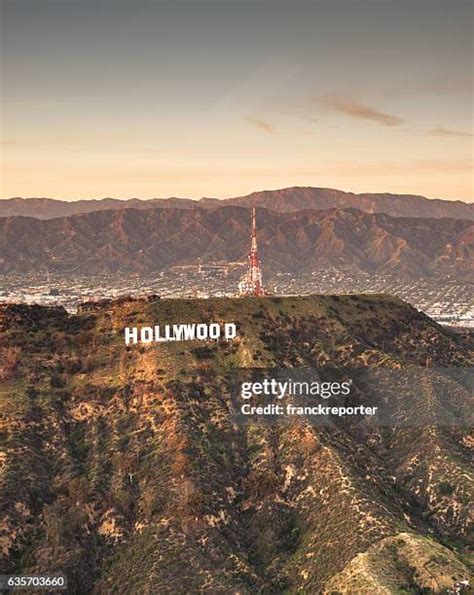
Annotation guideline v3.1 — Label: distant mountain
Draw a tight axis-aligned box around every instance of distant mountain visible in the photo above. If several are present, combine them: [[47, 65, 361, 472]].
[[1, 206, 472, 280], [0, 196, 199, 219], [1, 295, 472, 592], [2, 186, 473, 220], [222, 186, 474, 220]]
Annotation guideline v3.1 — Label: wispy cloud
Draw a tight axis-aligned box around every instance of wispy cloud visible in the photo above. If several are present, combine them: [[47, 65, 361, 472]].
[[245, 115, 276, 134], [428, 127, 473, 138], [318, 93, 404, 127]]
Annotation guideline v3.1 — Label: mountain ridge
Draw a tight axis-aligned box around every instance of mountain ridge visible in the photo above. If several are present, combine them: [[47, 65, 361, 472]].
[[2, 186, 473, 220], [1, 205, 472, 281]]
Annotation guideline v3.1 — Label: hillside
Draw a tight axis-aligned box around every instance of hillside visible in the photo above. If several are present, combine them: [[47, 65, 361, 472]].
[[0, 206, 472, 280], [0, 295, 472, 593], [2, 186, 473, 220]]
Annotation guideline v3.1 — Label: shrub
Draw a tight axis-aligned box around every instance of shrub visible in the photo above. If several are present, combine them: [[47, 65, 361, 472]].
[[438, 481, 454, 496]]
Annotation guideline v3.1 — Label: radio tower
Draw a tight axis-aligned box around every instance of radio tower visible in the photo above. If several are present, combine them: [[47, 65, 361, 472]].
[[238, 205, 265, 296]]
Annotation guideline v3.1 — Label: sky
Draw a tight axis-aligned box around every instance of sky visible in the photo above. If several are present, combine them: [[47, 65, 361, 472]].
[[1, 0, 473, 201]]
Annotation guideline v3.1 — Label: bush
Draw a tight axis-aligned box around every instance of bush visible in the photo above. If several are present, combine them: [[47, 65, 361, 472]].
[[50, 373, 65, 388], [192, 347, 215, 360], [438, 480, 454, 496]]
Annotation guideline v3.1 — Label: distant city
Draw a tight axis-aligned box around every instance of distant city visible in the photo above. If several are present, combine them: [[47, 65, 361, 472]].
[[1, 266, 472, 329]]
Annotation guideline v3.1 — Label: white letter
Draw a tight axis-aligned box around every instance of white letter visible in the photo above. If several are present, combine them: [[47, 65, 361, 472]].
[[241, 382, 253, 399], [154, 325, 165, 342], [277, 382, 288, 399], [124, 327, 138, 345], [172, 324, 185, 341], [183, 324, 196, 340], [209, 323, 220, 339], [196, 324, 208, 340], [141, 327, 154, 343], [224, 323, 237, 339], [341, 382, 351, 395]]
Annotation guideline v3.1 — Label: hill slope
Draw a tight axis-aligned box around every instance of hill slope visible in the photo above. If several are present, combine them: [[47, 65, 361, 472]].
[[0, 295, 472, 593], [1, 206, 472, 280]]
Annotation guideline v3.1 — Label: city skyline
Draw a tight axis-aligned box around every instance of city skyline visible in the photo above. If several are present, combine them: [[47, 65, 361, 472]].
[[1, 0, 473, 202]]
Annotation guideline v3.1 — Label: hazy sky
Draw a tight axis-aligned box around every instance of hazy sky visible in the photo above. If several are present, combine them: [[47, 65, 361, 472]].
[[1, 0, 473, 201]]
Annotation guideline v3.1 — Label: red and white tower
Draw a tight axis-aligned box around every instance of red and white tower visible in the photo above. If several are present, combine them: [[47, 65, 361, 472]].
[[238, 205, 265, 297]]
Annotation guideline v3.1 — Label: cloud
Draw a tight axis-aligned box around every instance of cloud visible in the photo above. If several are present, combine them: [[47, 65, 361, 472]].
[[245, 115, 276, 134], [318, 93, 404, 127], [428, 127, 473, 138]]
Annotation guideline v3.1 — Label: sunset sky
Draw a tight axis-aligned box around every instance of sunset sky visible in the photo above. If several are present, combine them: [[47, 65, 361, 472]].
[[1, 0, 473, 201]]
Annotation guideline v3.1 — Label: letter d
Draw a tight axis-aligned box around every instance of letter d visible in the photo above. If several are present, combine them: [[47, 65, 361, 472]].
[[224, 323, 237, 339]]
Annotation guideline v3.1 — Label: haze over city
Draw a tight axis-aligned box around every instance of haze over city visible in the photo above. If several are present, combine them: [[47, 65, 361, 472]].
[[1, 0, 473, 201]]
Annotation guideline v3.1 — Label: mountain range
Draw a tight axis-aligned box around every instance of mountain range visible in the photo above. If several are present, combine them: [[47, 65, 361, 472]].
[[2, 186, 474, 220], [1, 295, 472, 593], [1, 205, 472, 280]]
